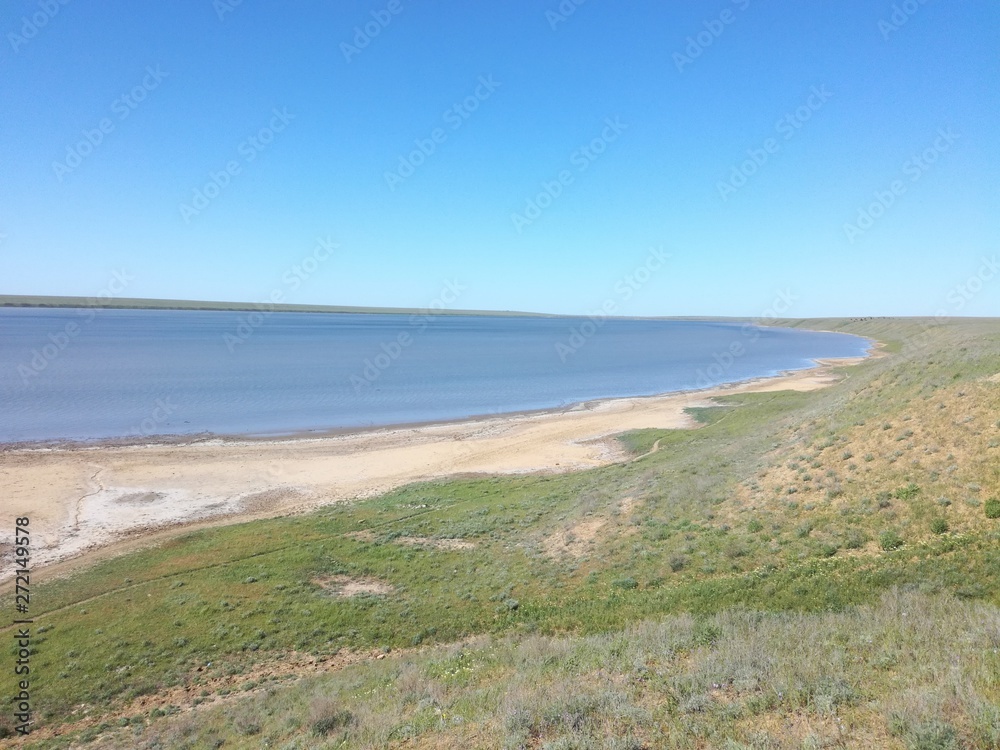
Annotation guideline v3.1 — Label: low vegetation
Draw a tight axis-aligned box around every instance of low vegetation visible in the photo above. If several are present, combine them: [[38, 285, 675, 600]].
[[3, 317, 999, 748]]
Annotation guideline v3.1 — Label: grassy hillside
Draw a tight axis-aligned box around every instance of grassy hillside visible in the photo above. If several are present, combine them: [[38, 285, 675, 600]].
[[3, 318, 999, 748]]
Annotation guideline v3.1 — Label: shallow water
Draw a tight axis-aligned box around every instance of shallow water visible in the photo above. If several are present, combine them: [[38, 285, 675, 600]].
[[0, 309, 870, 442]]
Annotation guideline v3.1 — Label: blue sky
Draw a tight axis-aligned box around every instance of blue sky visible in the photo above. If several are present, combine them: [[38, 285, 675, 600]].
[[1, 0, 997, 317]]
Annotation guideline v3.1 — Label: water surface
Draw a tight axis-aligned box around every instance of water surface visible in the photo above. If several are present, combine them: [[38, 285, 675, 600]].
[[0, 309, 870, 442]]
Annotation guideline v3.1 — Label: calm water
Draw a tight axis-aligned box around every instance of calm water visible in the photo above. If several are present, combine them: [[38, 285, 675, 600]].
[[0, 308, 870, 443]]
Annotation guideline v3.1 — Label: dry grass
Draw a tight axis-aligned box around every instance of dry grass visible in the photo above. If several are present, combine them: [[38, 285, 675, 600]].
[[89, 589, 1000, 749]]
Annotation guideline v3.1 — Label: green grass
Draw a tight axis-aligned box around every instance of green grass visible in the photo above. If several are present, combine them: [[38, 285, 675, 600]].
[[4, 317, 1000, 747]]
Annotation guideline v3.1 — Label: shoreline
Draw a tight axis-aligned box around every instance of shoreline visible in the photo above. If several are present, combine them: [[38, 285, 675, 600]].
[[0, 352, 878, 585], [0, 348, 876, 451]]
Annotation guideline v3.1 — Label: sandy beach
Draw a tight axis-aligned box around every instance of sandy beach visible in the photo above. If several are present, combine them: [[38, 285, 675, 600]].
[[0, 357, 867, 583]]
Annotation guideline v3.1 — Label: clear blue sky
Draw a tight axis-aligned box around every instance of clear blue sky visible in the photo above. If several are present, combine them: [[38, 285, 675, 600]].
[[1, 0, 998, 317]]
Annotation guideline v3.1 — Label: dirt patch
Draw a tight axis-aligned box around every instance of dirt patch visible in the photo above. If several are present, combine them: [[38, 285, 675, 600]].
[[396, 536, 475, 550], [543, 516, 607, 558], [986, 373, 1000, 383], [115, 491, 166, 505], [618, 496, 638, 516], [239, 487, 308, 513], [313, 574, 394, 597], [346, 531, 475, 550]]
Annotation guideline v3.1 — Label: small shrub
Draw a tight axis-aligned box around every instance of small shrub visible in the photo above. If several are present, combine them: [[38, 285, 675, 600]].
[[879, 530, 904, 551], [309, 698, 354, 736], [844, 530, 867, 550], [669, 555, 687, 572], [985, 498, 1000, 519], [930, 518, 949, 534], [611, 577, 638, 590], [747, 519, 763, 533]]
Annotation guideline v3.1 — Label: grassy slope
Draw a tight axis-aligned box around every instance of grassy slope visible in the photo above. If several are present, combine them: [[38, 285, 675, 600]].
[[3, 318, 1000, 748]]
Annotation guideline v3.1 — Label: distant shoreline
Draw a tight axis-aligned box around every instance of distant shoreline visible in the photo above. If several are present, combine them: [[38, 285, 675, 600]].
[[0, 295, 945, 322], [0, 294, 551, 318]]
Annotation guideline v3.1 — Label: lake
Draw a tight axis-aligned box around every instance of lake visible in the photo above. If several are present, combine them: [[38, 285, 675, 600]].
[[0, 308, 871, 442]]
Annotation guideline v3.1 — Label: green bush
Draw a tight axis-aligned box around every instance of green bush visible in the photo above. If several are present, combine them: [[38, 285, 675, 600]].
[[985, 498, 1000, 519], [747, 519, 763, 533], [311, 708, 354, 736], [930, 518, 949, 534], [879, 530, 904, 551], [844, 530, 867, 550], [894, 483, 920, 500]]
